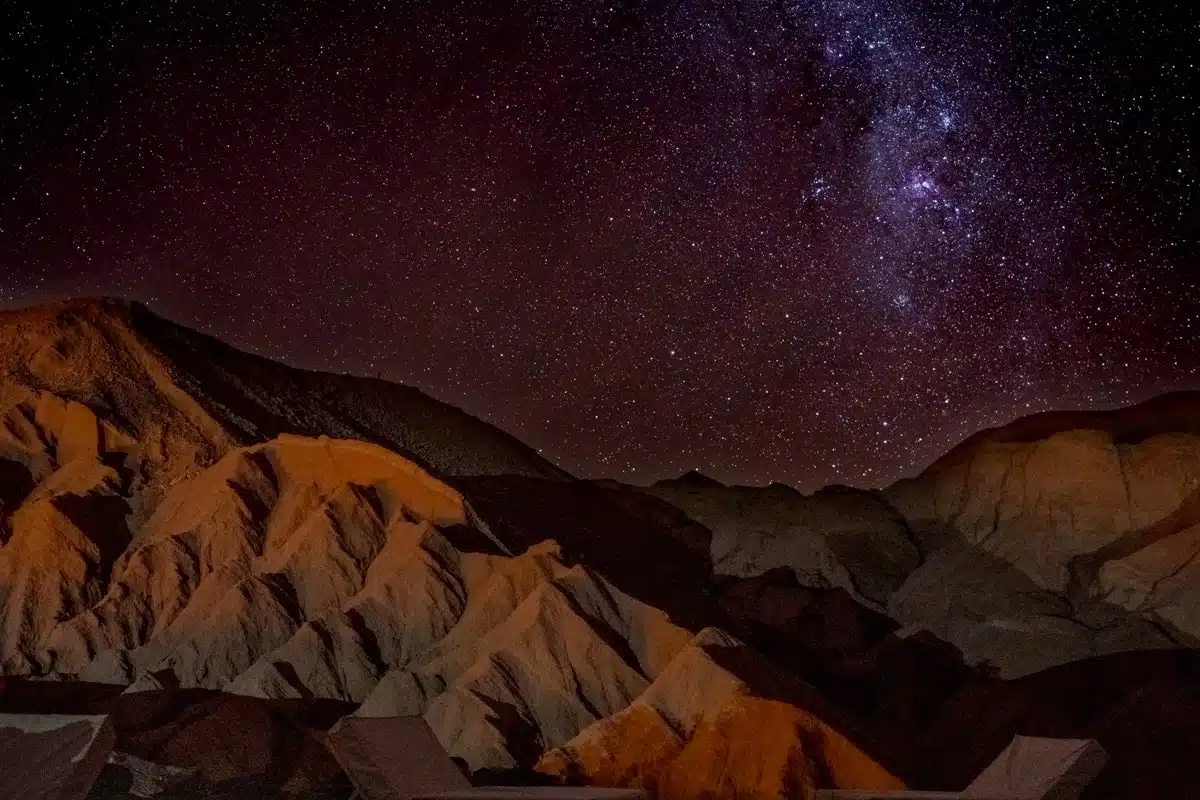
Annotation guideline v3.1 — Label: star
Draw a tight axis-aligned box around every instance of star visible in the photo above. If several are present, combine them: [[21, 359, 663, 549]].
[[0, 0, 1193, 490]]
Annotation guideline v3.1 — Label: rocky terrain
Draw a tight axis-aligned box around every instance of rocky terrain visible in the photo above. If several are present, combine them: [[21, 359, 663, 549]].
[[647, 392, 1200, 678], [0, 298, 1197, 799]]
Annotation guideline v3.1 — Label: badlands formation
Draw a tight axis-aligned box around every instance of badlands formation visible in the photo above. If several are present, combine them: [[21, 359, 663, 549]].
[[0, 298, 1198, 799], [648, 391, 1200, 678]]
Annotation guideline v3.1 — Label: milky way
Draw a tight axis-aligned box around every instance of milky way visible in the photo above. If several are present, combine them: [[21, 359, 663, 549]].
[[1, 0, 1196, 488]]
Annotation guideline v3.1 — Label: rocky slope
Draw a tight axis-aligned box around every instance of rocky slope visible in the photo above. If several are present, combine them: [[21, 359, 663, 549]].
[[640, 394, 1200, 678], [538, 628, 904, 799], [1, 298, 1199, 799], [0, 298, 564, 503], [886, 394, 1200, 674], [0, 405, 903, 793], [0, 432, 903, 797]]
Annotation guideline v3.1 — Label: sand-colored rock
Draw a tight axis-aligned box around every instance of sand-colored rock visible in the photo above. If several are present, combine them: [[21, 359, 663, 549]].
[[0, 456, 128, 671], [6, 298, 1200, 797], [225, 612, 382, 701], [0, 298, 565, 483], [426, 568, 663, 770], [882, 402, 1200, 675], [1, 426, 702, 773], [356, 667, 445, 717], [39, 436, 483, 681], [539, 629, 904, 799], [645, 396, 1200, 679], [1093, 518, 1200, 639], [0, 297, 559, 679]]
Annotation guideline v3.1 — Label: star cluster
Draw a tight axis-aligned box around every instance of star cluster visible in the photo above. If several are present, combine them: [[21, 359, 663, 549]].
[[1, 0, 1196, 488]]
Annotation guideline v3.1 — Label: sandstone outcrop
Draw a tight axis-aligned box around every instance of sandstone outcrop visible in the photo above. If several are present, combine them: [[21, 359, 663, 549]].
[[538, 628, 904, 799], [0, 424, 771, 783], [641, 395, 1200, 677], [3, 298, 1200, 799], [885, 397, 1200, 675]]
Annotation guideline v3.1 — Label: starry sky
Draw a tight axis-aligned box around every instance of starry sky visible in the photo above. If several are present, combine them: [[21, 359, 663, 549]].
[[1, 0, 1197, 489]]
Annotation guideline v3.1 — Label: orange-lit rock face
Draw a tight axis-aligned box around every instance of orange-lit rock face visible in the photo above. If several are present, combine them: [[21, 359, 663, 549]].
[[662, 698, 901, 800], [538, 635, 903, 800], [538, 705, 684, 794], [0, 298, 565, 481], [0, 297, 531, 675], [540, 693, 904, 800], [37, 436, 480, 686], [0, 420, 706, 775]]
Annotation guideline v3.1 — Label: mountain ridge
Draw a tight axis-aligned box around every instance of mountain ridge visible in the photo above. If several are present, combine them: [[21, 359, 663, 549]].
[[0, 296, 1198, 799], [0, 296, 567, 484], [10, 296, 1197, 493]]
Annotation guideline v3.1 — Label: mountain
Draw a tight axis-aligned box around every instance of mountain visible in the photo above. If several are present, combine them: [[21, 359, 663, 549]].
[[886, 392, 1200, 673], [0, 427, 906, 796], [640, 393, 1200, 678], [0, 297, 1197, 799], [0, 297, 564, 494]]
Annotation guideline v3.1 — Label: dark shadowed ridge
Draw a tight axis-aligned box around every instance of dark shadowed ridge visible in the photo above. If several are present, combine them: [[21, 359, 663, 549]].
[[651, 470, 726, 489], [0, 296, 568, 481]]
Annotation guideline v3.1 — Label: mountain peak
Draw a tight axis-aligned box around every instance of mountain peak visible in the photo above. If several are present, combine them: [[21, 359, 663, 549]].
[[653, 469, 725, 489], [0, 295, 135, 322], [0, 296, 567, 483], [917, 389, 1200, 479]]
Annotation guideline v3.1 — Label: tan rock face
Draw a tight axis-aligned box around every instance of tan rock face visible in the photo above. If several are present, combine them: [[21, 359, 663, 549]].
[[0, 424, 898, 793], [883, 416, 1200, 676], [0, 297, 563, 678], [0, 418, 715, 778], [0, 298, 563, 493], [539, 632, 904, 800], [6, 298, 1200, 798], [638, 396, 1200, 679]]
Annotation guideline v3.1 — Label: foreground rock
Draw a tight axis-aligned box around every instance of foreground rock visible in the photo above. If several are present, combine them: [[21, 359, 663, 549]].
[[2, 435, 696, 773], [0, 427, 906, 794], [1, 424, 901, 794], [538, 629, 903, 799]]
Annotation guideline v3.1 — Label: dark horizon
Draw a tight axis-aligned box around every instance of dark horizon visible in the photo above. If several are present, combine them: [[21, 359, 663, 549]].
[[4, 292, 1198, 495], [2, 1, 1196, 490]]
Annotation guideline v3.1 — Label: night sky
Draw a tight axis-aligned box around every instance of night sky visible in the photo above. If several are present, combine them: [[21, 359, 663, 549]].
[[1, 1, 1197, 489]]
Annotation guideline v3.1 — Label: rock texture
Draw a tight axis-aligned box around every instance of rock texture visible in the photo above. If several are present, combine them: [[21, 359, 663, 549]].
[[0, 432, 698, 775], [0, 430, 902, 795], [538, 628, 903, 799], [644, 477, 918, 608], [2, 298, 1200, 799], [0, 401, 893, 793], [0, 297, 563, 496], [0, 298, 909, 797], [885, 396, 1200, 675], [639, 394, 1200, 678]]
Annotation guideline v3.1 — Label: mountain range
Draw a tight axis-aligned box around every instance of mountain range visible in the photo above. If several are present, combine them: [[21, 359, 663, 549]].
[[0, 297, 1197, 799]]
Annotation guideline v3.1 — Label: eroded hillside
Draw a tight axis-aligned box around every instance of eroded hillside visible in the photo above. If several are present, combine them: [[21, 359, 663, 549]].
[[1, 298, 1199, 799]]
